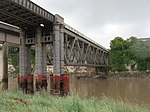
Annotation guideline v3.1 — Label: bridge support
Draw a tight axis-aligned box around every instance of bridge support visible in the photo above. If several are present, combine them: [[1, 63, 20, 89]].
[[18, 29, 27, 93], [60, 25, 65, 75], [26, 45, 33, 93], [0, 42, 8, 90], [18, 29, 33, 93], [53, 23, 61, 76], [50, 15, 70, 96], [35, 27, 47, 91], [50, 23, 61, 95]]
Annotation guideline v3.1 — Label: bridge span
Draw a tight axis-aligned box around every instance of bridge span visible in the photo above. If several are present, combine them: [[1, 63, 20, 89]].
[[0, 0, 108, 92]]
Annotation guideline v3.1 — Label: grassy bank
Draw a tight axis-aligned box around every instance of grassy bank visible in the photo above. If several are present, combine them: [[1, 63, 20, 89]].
[[0, 91, 149, 112]]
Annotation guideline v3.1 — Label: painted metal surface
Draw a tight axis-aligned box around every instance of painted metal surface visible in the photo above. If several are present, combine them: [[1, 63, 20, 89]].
[[0, 0, 54, 27]]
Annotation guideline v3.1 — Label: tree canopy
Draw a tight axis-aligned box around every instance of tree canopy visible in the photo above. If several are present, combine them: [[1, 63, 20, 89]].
[[109, 37, 150, 72]]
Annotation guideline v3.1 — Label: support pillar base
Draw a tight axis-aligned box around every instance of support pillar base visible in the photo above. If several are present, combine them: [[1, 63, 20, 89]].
[[18, 74, 33, 94], [35, 75, 47, 91], [50, 74, 70, 96], [1, 78, 8, 90]]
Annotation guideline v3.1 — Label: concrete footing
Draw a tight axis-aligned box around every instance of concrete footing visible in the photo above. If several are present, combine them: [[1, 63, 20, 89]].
[[18, 74, 34, 94], [18, 74, 70, 95], [50, 74, 70, 96], [35, 75, 47, 91]]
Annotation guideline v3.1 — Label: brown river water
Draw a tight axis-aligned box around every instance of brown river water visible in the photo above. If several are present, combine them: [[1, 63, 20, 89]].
[[1, 77, 150, 109]]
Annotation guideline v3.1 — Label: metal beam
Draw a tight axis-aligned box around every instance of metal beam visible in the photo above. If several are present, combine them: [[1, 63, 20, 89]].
[[0, 9, 34, 26], [65, 63, 106, 67], [6, 0, 55, 22]]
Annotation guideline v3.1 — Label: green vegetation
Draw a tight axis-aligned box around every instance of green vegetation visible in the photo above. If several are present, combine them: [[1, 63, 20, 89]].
[[8, 46, 35, 74], [109, 37, 130, 72], [109, 37, 150, 72], [0, 91, 149, 112], [8, 46, 19, 74]]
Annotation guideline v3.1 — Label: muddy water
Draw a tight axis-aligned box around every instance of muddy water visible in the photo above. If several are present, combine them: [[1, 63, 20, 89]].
[[0, 77, 150, 109], [71, 78, 150, 109]]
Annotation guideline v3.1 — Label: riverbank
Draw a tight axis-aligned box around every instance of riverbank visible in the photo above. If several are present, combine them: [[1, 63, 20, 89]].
[[75, 71, 150, 79], [0, 91, 149, 112]]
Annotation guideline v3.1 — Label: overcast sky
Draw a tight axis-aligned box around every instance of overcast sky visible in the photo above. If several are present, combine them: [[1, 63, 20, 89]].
[[34, 0, 150, 48]]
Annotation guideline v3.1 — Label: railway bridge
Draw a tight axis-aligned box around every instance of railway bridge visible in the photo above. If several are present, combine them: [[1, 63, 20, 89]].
[[0, 0, 109, 93]]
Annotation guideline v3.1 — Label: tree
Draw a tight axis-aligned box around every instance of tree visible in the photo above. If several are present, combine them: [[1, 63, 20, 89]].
[[8, 46, 35, 75], [109, 37, 130, 72], [109, 36, 150, 72], [129, 37, 150, 71]]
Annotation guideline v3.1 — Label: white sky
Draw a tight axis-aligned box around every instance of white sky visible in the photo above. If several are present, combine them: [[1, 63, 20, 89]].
[[34, 0, 150, 49]]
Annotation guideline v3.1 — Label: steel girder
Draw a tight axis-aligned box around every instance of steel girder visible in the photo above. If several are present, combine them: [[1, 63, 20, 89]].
[[0, 0, 54, 27], [63, 34, 108, 67], [46, 33, 108, 67]]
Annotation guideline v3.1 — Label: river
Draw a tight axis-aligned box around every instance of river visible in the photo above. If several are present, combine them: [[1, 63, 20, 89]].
[[71, 78, 150, 109], [1, 77, 150, 109]]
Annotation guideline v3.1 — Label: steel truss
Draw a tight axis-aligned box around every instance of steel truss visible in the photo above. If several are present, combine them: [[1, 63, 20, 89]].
[[46, 33, 108, 67], [64, 34, 108, 66]]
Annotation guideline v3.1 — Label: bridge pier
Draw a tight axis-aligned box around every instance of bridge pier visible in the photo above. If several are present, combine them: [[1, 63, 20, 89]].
[[60, 25, 65, 75], [26, 45, 33, 93], [53, 23, 61, 76], [18, 29, 27, 93], [50, 15, 70, 95], [35, 27, 47, 91], [18, 29, 33, 93]]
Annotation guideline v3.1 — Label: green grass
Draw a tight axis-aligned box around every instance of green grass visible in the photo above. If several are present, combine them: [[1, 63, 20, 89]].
[[0, 91, 149, 112]]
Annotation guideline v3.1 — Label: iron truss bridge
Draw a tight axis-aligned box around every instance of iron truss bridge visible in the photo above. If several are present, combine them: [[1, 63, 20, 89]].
[[0, 0, 109, 67]]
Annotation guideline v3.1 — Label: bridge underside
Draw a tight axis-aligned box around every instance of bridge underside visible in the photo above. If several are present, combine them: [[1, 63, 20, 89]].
[[0, 0, 54, 27]]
